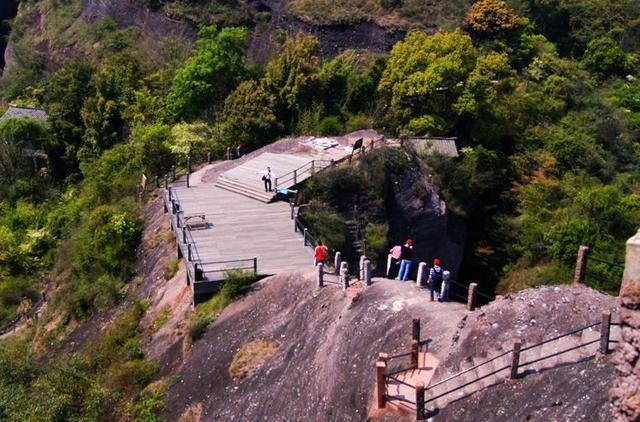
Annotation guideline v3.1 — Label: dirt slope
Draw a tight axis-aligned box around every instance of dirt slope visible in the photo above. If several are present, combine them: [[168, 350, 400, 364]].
[[164, 276, 470, 421]]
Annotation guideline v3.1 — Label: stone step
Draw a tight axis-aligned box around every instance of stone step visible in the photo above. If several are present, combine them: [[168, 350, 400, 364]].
[[215, 176, 275, 203]]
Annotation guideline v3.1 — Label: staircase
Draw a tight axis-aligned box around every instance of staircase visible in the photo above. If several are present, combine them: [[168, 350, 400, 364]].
[[422, 324, 605, 412], [345, 219, 365, 256], [215, 175, 275, 203]]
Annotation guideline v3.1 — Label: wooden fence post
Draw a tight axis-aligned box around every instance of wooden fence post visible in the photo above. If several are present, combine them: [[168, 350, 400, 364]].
[[412, 318, 421, 343], [253, 257, 258, 276], [364, 260, 372, 287], [417, 262, 428, 287], [340, 262, 349, 290], [510, 340, 521, 379], [416, 382, 425, 420], [375, 357, 387, 409], [359, 255, 366, 280], [334, 252, 342, 275], [411, 339, 419, 369], [574, 245, 590, 285], [600, 311, 611, 354], [467, 283, 478, 311], [317, 263, 324, 288]]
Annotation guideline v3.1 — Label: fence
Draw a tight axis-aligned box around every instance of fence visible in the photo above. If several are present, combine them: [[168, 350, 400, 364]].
[[574, 245, 624, 294], [376, 313, 618, 420], [274, 159, 334, 191], [163, 185, 258, 304]]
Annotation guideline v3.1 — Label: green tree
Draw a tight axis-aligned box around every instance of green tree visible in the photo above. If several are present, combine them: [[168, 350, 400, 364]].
[[583, 35, 632, 77], [219, 80, 282, 151], [464, 0, 520, 35], [378, 29, 478, 135], [0, 118, 49, 180], [262, 33, 322, 129], [165, 26, 249, 121]]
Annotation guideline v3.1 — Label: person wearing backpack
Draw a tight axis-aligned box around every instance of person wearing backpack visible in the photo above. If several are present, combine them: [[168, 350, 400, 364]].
[[314, 240, 328, 266], [428, 258, 444, 302]]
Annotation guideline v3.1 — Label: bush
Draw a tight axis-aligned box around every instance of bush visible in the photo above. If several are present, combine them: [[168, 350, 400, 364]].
[[317, 116, 344, 135], [163, 259, 179, 280]]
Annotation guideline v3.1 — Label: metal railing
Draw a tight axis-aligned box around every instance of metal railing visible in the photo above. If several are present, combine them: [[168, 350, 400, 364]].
[[274, 159, 334, 190], [163, 186, 258, 286], [419, 316, 617, 414]]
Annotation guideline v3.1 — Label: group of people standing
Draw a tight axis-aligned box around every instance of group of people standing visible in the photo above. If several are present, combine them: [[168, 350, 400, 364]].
[[387, 239, 450, 302]]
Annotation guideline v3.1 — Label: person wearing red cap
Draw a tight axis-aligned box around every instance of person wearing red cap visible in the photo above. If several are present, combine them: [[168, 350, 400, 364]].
[[396, 239, 414, 281], [428, 258, 444, 301]]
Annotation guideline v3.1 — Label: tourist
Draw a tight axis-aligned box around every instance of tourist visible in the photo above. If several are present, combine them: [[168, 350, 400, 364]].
[[387, 243, 402, 279], [441, 270, 451, 302], [429, 258, 444, 302], [314, 240, 328, 266], [259, 166, 276, 192], [236, 144, 242, 158], [396, 239, 414, 281]]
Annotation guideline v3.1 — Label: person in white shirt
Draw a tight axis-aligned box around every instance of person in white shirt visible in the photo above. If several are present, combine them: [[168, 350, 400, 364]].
[[260, 166, 276, 192]]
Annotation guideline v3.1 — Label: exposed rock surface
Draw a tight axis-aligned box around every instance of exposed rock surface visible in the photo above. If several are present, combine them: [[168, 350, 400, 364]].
[[610, 230, 640, 421], [437, 357, 615, 421], [446, 285, 618, 369], [163, 276, 469, 421], [388, 162, 466, 280]]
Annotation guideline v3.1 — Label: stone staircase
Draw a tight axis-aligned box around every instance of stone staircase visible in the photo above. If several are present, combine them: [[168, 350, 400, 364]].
[[422, 324, 605, 412], [215, 175, 275, 203]]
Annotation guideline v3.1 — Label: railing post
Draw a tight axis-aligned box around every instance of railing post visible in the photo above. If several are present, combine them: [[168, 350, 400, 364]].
[[294, 217, 298, 232], [334, 252, 342, 275], [416, 382, 425, 420], [510, 340, 521, 379], [186, 172, 190, 188], [168, 186, 172, 201], [290, 201, 295, 220], [187, 243, 192, 261], [375, 356, 388, 409], [417, 262, 427, 287], [293, 169, 297, 185], [182, 227, 187, 244], [317, 263, 324, 288], [412, 318, 421, 343], [171, 165, 176, 181], [340, 262, 349, 290], [226, 147, 230, 161], [364, 260, 372, 287], [311, 160, 315, 175], [303, 228, 308, 246], [164, 174, 168, 189], [253, 257, 257, 276], [359, 255, 366, 281], [207, 152, 212, 164], [574, 245, 590, 285], [467, 282, 478, 311], [411, 339, 419, 369], [600, 311, 611, 355], [187, 155, 191, 174]]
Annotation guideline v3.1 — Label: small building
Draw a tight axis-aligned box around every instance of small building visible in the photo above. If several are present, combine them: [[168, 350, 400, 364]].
[[408, 136, 459, 158], [0, 105, 49, 123]]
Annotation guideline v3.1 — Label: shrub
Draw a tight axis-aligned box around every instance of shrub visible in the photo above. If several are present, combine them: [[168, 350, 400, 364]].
[[317, 115, 344, 135], [163, 259, 179, 280]]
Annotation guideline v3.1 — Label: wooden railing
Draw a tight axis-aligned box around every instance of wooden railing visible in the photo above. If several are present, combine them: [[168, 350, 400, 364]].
[[377, 313, 619, 420]]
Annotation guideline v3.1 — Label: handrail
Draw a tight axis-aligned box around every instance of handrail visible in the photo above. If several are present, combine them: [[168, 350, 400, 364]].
[[519, 321, 600, 352], [519, 338, 600, 368], [588, 255, 625, 269], [426, 348, 512, 391], [274, 159, 334, 189], [424, 364, 511, 405]]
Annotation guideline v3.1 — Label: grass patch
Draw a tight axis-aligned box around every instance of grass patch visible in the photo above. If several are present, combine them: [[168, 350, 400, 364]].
[[498, 260, 573, 294], [152, 306, 172, 333], [163, 259, 179, 280], [187, 270, 257, 342], [228, 339, 280, 379]]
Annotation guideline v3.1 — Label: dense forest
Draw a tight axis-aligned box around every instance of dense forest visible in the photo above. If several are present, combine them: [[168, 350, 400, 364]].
[[0, 0, 638, 419]]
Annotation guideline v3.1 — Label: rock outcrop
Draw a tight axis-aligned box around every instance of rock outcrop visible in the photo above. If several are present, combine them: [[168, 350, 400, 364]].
[[610, 229, 640, 421]]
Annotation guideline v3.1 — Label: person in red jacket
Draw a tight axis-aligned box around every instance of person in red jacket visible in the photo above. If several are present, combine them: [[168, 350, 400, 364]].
[[314, 240, 328, 266]]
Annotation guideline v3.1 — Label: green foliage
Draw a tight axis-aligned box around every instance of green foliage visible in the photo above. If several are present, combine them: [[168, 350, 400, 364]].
[[188, 269, 258, 341], [0, 118, 50, 180], [298, 203, 347, 254], [163, 259, 179, 281], [166, 26, 249, 121], [583, 35, 633, 77], [464, 0, 520, 35]]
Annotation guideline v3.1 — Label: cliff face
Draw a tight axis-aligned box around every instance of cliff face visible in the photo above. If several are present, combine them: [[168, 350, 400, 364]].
[[3, 0, 404, 75], [388, 164, 466, 280], [0, 0, 18, 70]]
